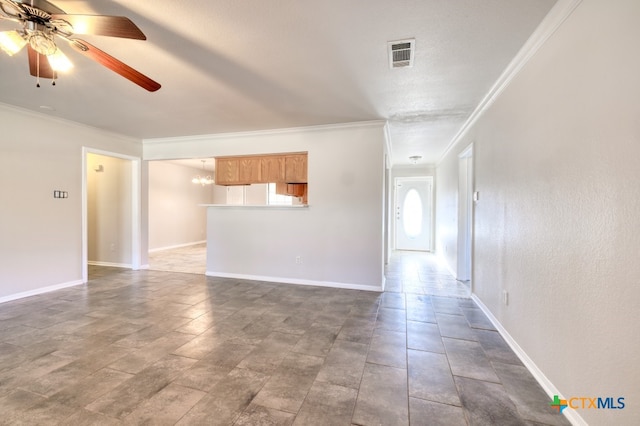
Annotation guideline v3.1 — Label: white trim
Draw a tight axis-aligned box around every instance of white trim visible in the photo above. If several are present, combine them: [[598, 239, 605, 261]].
[[143, 120, 386, 145], [458, 144, 473, 160], [471, 294, 586, 426], [438, 0, 583, 164], [457, 144, 474, 283], [199, 204, 309, 209], [206, 271, 383, 293], [131, 159, 142, 271], [88, 261, 133, 268], [0, 280, 84, 305], [384, 121, 393, 167], [148, 240, 206, 253]]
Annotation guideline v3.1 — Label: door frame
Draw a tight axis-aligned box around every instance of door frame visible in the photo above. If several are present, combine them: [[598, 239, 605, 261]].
[[82, 147, 142, 283], [457, 144, 473, 282], [393, 176, 434, 251]]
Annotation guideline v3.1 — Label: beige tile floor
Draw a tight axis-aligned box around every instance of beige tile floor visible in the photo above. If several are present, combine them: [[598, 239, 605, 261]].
[[0, 251, 569, 425], [148, 243, 207, 275]]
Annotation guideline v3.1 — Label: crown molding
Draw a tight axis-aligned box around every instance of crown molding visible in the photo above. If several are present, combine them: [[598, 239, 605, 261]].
[[142, 120, 387, 145], [437, 0, 583, 164]]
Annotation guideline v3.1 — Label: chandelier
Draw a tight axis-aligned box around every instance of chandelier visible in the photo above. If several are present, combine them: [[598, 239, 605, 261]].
[[192, 160, 214, 186]]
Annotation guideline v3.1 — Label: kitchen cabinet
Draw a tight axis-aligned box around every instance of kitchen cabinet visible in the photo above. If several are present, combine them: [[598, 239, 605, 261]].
[[215, 157, 240, 185], [238, 157, 261, 183], [285, 154, 307, 183], [275, 182, 307, 203], [215, 152, 307, 193], [260, 155, 286, 183]]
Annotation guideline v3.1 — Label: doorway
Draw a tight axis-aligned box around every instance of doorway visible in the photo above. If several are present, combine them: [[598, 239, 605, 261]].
[[457, 145, 473, 282], [394, 177, 433, 251], [82, 148, 141, 282]]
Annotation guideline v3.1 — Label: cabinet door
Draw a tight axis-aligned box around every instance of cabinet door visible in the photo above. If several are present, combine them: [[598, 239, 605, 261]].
[[287, 183, 307, 197], [215, 158, 239, 185], [260, 155, 286, 183], [238, 157, 261, 183], [285, 154, 307, 183]]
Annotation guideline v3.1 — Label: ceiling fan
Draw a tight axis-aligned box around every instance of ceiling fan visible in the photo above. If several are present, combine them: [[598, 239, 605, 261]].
[[0, 0, 160, 91]]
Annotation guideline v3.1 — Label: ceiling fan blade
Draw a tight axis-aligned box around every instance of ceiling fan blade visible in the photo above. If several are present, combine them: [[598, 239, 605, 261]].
[[51, 14, 146, 40], [68, 39, 160, 92], [27, 45, 56, 79], [1, 0, 65, 17]]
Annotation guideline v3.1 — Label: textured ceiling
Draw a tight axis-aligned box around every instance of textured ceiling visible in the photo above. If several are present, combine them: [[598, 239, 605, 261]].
[[0, 0, 556, 165]]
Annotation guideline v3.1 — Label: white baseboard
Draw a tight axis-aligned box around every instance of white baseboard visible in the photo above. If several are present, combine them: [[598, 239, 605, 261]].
[[0, 279, 85, 305], [471, 294, 586, 426], [148, 240, 206, 253], [206, 271, 383, 292], [88, 261, 132, 268]]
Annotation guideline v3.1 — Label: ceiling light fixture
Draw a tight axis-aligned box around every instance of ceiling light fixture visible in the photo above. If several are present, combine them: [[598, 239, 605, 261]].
[[27, 29, 56, 56], [0, 30, 26, 55], [0, 27, 73, 83], [409, 155, 422, 164], [192, 160, 214, 186], [0, 0, 159, 91], [46, 47, 72, 72]]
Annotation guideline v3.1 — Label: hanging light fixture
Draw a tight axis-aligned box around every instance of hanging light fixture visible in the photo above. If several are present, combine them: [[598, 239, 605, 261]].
[[192, 160, 214, 186], [0, 30, 27, 56]]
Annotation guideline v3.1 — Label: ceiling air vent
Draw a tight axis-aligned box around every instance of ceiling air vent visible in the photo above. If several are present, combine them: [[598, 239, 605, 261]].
[[388, 39, 415, 68]]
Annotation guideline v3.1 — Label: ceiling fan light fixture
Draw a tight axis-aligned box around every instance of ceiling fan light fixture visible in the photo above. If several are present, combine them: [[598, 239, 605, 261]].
[[47, 48, 73, 72], [27, 30, 57, 56], [0, 30, 27, 56]]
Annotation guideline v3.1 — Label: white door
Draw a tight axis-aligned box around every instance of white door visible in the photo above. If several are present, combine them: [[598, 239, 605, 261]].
[[395, 177, 432, 251]]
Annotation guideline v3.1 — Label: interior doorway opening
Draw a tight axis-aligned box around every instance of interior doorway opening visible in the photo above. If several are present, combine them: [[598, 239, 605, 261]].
[[146, 159, 214, 275], [82, 148, 141, 282]]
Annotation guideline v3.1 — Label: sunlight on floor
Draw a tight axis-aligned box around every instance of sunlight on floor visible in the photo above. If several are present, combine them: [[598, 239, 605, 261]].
[[386, 251, 470, 298]]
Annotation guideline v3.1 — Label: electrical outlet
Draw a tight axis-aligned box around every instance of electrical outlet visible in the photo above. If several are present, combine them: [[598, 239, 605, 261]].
[[502, 290, 509, 305], [295, 256, 302, 264]]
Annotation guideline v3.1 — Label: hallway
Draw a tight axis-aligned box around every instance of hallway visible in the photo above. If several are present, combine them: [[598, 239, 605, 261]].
[[0, 253, 568, 424]]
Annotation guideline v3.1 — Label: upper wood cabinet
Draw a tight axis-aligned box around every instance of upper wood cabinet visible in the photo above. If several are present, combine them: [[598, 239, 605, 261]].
[[238, 157, 261, 183], [260, 155, 286, 183], [215, 157, 240, 185], [285, 154, 308, 183], [215, 152, 307, 186]]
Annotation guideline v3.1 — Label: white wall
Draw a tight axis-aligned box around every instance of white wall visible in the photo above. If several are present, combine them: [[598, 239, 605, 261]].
[[148, 161, 213, 251], [144, 122, 387, 290], [87, 153, 132, 266], [0, 104, 142, 301], [436, 1, 640, 424]]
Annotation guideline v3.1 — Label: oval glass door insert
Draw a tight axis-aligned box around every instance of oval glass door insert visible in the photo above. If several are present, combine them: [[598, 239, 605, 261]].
[[403, 188, 422, 238]]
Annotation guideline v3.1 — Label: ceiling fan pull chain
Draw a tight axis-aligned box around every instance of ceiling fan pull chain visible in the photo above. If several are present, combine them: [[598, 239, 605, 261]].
[[36, 54, 40, 88]]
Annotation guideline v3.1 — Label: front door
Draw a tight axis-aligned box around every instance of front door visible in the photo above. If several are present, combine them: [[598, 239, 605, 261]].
[[395, 177, 432, 251]]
